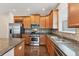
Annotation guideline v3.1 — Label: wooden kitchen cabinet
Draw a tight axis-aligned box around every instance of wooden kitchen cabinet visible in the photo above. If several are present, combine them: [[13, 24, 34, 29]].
[[31, 14, 40, 24], [40, 16, 46, 28], [46, 36, 66, 56], [23, 16, 31, 28], [34, 14, 40, 24], [68, 3, 79, 28], [14, 42, 25, 56], [46, 36, 55, 56], [49, 11, 53, 29], [45, 16, 50, 28], [14, 16, 23, 23], [31, 15, 35, 24], [22, 34, 31, 45], [39, 35, 46, 45]]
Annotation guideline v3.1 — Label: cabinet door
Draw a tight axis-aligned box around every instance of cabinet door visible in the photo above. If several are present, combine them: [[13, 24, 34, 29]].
[[39, 35, 46, 45], [68, 3, 79, 27], [46, 36, 55, 56], [14, 16, 23, 23], [22, 34, 30, 44], [34, 15, 40, 24], [14, 42, 25, 56], [31, 15, 35, 24], [45, 16, 50, 28], [40, 16, 46, 28], [49, 12, 53, 28], [23, 16, 31, 28]]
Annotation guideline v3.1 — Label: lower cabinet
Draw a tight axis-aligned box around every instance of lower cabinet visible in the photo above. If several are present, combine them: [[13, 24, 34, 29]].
[[22, 34, 31, 45], [39, 35, 46, 45], [46, 36, 65, 56], [14, 42, 25, 56], [46, 36, 55, 56]]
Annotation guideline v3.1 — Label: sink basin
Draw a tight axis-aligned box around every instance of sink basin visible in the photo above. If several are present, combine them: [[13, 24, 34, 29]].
[[50, 36, 71, 44]]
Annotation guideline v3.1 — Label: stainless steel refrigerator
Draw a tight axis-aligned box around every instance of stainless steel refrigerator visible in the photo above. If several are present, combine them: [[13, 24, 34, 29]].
[[9, 23, 22, 38]]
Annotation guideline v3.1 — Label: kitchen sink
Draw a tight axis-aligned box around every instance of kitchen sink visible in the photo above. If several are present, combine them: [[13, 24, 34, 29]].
[[50, 36, 72, 44]]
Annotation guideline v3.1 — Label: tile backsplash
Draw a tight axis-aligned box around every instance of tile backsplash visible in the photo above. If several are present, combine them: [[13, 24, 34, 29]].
[[53, 29, 79, 41], [75, 28, 79, 41]]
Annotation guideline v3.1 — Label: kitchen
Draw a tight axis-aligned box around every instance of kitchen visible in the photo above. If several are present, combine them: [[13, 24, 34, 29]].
[[0, 3, 79, 56]]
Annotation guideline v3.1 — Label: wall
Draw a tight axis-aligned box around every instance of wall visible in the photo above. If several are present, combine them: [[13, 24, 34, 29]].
[[57, 3, 68, 32], [0, 12, 14, 38]]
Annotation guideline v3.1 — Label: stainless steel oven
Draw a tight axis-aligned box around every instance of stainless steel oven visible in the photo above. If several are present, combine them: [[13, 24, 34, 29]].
[[30, 37, 39, 46], [30, 24, 40, 46]]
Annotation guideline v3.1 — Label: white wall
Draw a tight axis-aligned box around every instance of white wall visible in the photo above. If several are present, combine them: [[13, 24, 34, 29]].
[[0, 12, 14, 38], [57, 3, 68, 32]]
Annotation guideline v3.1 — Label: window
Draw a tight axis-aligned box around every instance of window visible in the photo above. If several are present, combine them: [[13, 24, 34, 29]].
[[62, 20, 76, 33]]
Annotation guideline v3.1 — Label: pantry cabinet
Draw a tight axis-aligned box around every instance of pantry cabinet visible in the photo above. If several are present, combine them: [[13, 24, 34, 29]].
[[68, 3, 79, 28]]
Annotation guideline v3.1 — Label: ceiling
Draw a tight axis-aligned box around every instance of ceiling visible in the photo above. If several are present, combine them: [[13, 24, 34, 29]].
[[0, 3, 58, 16]]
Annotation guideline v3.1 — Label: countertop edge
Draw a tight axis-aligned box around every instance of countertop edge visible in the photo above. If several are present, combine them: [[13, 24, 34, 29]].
[[0, 39, 23, 56]]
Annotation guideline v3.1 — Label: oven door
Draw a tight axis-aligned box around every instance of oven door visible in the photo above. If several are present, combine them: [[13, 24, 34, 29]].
[[31, 37, 39, 46]]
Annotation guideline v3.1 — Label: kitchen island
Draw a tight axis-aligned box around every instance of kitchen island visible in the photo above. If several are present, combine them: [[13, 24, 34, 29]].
[[0, 38, 24, 56]]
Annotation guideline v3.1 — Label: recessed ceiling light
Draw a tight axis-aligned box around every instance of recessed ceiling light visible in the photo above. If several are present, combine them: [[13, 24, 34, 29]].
[[42, 8, 45, 11]]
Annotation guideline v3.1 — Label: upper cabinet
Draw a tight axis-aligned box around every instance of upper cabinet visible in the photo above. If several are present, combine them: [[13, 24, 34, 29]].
[[40, 16, 46, 28], [45, 16, 50, 28], [49, 11, 53, 29], [31, 14, 40, 24], [31, 15, 35, 24], [34, 14, 40, 24], [23, 16, 31, 28], [68, 3, 79, 28], [14, 16, 23, 23], [53, 10, 58, 29]]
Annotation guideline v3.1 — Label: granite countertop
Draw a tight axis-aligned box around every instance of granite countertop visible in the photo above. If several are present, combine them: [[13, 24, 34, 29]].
[[48, 35, 79, 56], [0, 38, 23, 56]]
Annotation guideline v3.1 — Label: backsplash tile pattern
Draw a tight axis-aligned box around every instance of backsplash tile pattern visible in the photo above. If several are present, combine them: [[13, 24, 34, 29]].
[[75, 28, 79, 41], [53, 30, 79, 41]]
